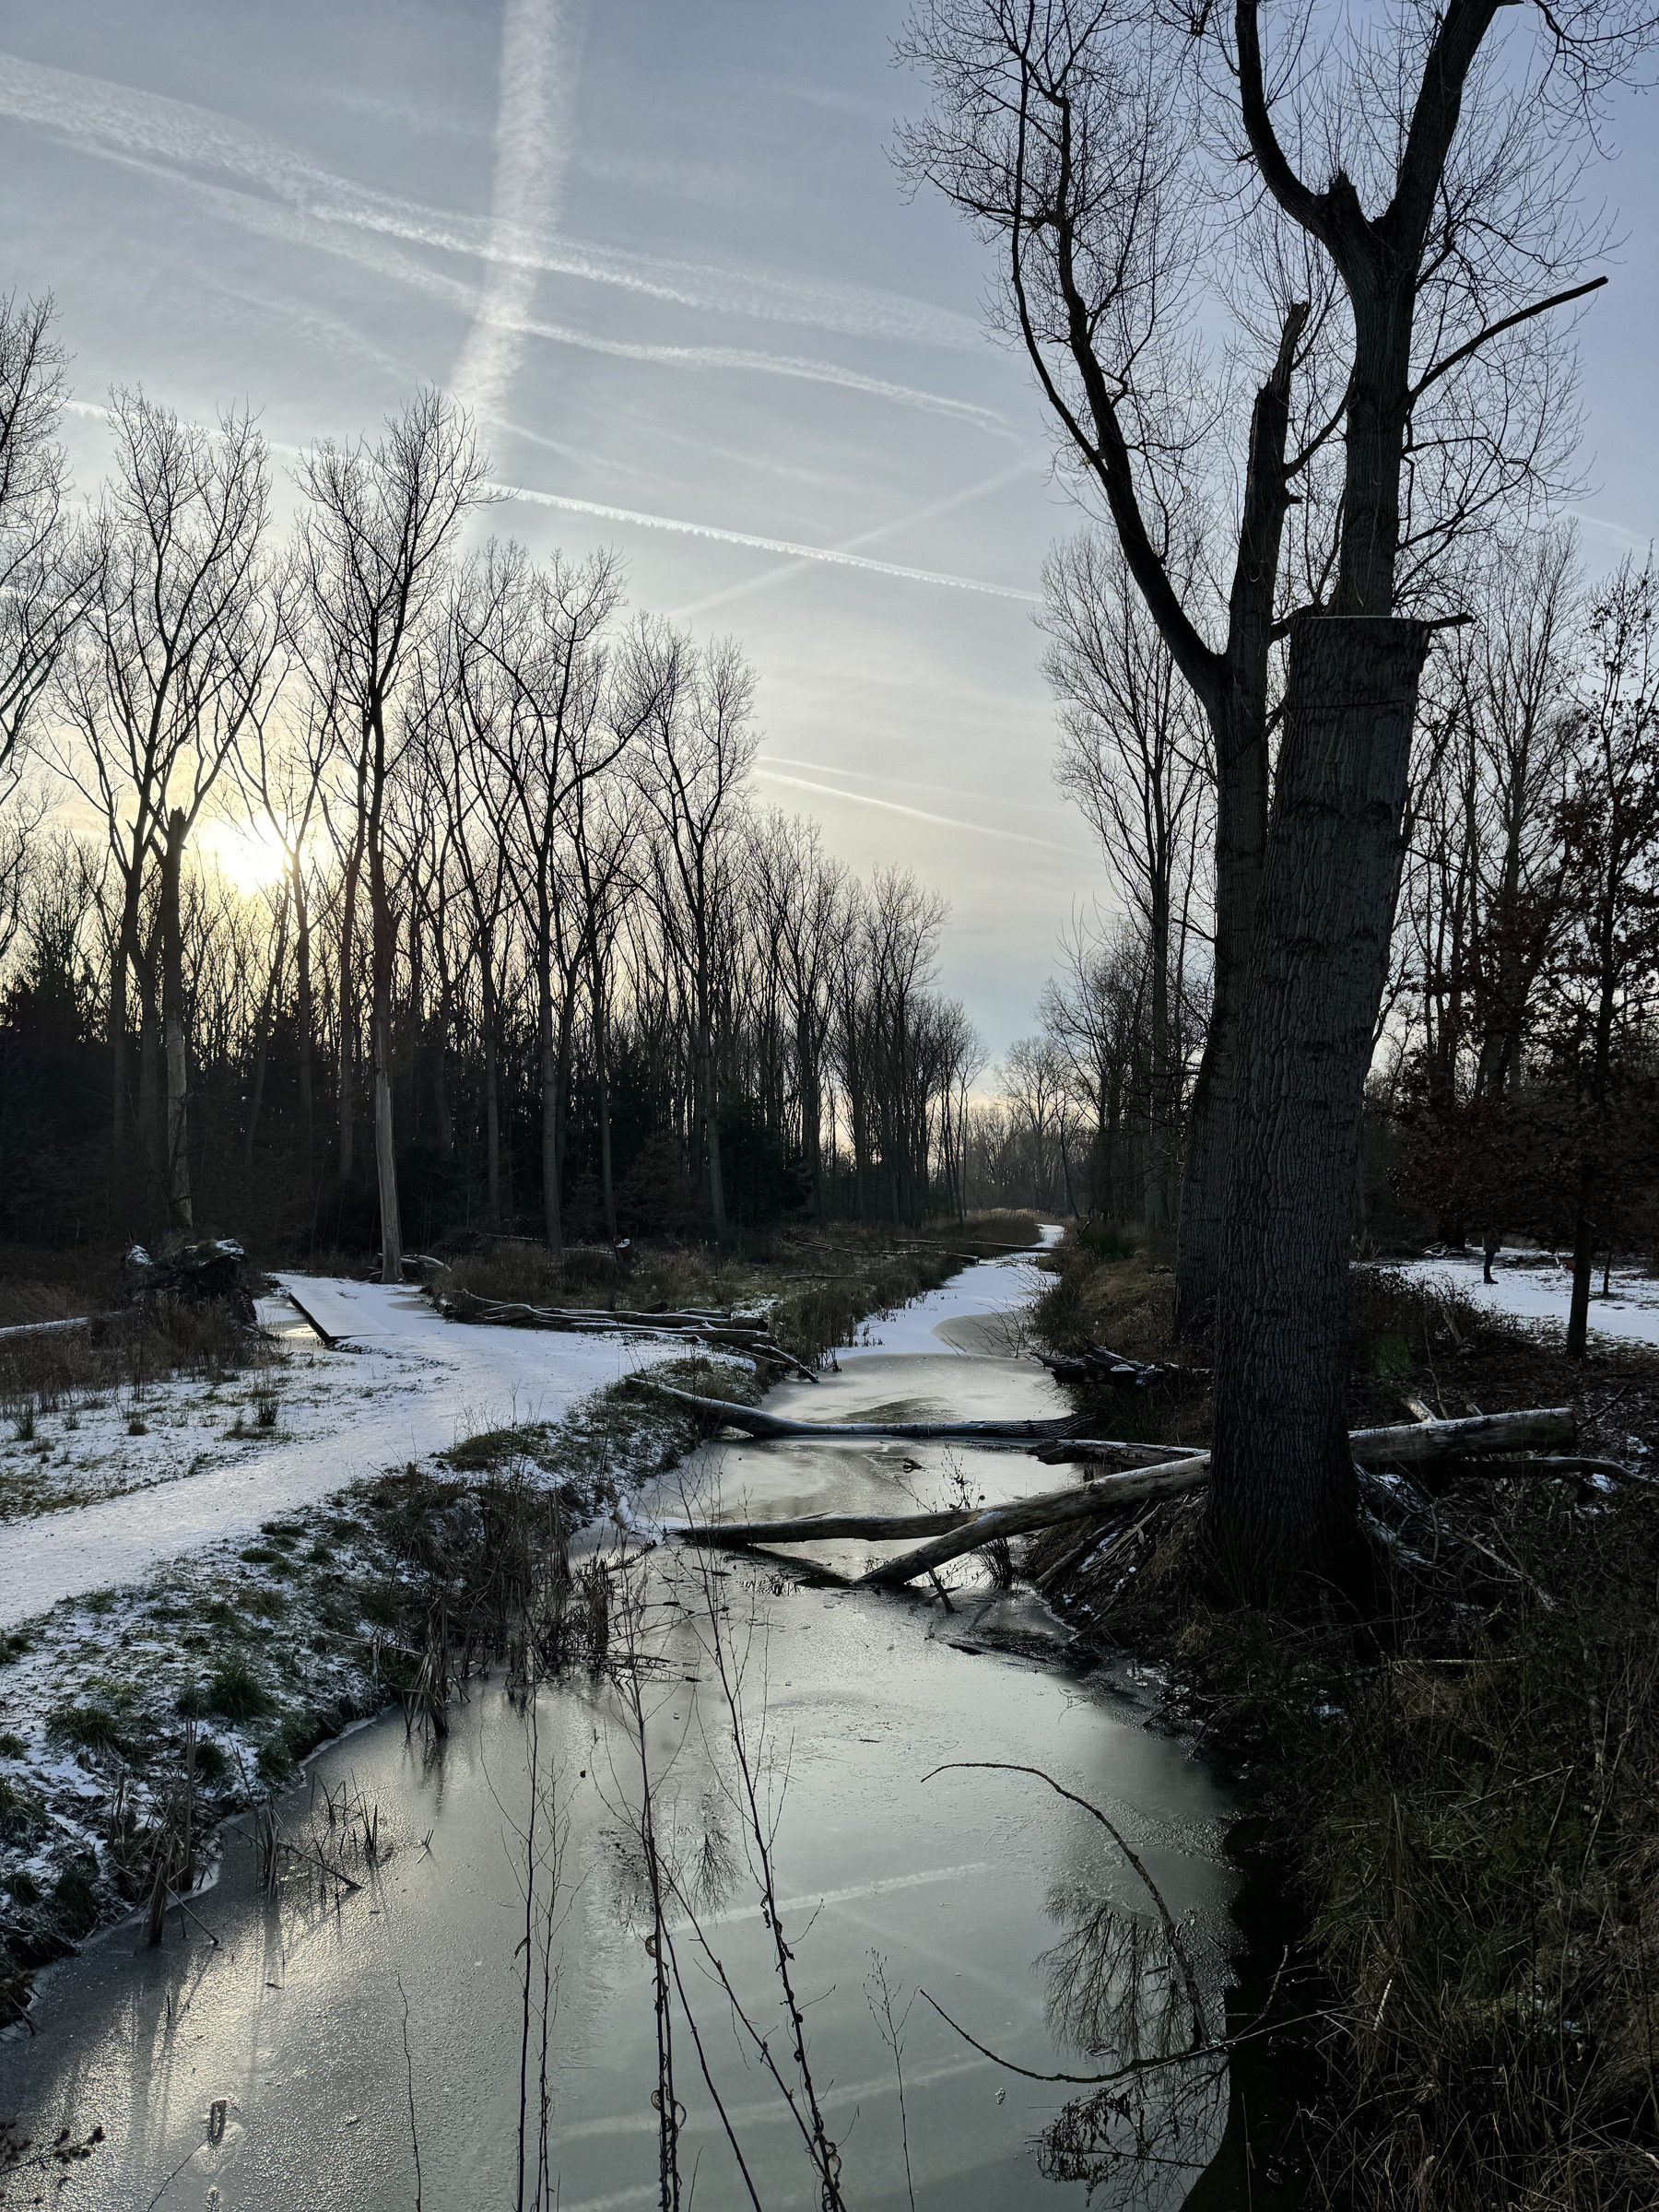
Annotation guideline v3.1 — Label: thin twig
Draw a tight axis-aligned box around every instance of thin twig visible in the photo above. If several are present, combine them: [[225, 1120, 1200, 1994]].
[[398, 1972, 423, 2212], [922, 1759, 1207, 2042]]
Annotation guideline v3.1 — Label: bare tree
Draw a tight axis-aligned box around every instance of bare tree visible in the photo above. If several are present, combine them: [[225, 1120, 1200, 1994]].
[[747, 811, 853, 1219], [236, 611, 333, 1178], [0, 295, 96, 794], [54, 394, 273, 1227], [1544, 559, 1659, 1356], [1043, 532, 1208, 1229], [632, 628, 759, 1239], [299, 389, 483, 1281], [903, 0, 1653, 1594], [459, 541, 636, 1254]]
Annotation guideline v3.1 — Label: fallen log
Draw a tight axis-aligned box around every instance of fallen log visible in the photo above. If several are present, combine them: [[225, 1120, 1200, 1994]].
[[675, 1504, 979, 1546], [1036, 1344, 1206, 1389], [643, 1382, 1078, 1444], [442, 1292, 818, 1380], [854, 1459, 1214, 1586], [858, 1408, 1576, 1588], [1056, 1406, 1573, 1473], [667, 1406, 1580, 1589]]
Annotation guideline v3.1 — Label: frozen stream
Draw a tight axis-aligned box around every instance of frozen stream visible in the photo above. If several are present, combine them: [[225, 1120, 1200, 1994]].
[[0, 1269, 1242, 2209]]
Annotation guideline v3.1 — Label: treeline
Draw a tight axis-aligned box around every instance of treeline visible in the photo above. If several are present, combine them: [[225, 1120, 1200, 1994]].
[[986, 523, 1659, 1327], [0, 301, 985, 1262]]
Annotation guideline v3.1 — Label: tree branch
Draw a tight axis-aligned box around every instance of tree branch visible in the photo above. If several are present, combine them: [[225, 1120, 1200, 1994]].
[[1408, 276, 1607, 404], [1234, 2, 1335, 247]]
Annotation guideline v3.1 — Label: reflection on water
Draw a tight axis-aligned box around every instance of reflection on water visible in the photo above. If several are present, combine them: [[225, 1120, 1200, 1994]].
[[1036, 1877, 1231, 2195], [0, 1350, 1244, 2208]]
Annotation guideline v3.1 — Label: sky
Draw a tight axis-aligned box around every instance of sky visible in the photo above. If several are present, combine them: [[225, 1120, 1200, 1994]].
[[0, 0, 1655, 1065]]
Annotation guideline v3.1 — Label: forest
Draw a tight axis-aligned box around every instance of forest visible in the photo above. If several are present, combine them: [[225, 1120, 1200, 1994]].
[[6, 0, 1659, 2202], [1, 290, 1653, 1348], [0, 344, 1005, 1264]]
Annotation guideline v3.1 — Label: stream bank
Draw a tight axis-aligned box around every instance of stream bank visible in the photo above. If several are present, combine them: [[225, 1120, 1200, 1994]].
[[2, 1243, 1255, 2208], [1028, 1221, 1659, 2208], [0, 1223, 1040, 2027]]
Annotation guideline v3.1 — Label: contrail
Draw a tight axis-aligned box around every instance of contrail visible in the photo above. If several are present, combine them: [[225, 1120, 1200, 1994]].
[[765, 750, 1066, 820], [491, 479, 1041, 599], [671, 454, 1041, 618], [756, 767, 1087, 853], [453, 0, 584, 422], [63, 147, 1006, 431], [0, 50, 980, 351], [65, 400, 1033, 606]]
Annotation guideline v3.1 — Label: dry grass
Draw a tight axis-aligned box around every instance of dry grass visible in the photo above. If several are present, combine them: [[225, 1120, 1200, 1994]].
[[1027, 1223, 1659, 2205], [0, 1297, 276, 1426], [438, 1212, 1043, 1371]]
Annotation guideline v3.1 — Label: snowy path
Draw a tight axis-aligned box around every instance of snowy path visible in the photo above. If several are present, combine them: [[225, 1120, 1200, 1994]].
[[1380, 1253, 1659, 1351], [0, 1246, 1057, 1632], [0, 1282, 692, 1634]]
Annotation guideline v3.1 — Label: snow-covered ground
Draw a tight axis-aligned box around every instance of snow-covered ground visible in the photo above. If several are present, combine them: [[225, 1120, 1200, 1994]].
[[1379, 1252, 1659, 1351], [0, 1282, 695, 1634], [838, 1226, 1060, 1359], [0, 1244, 1060, 1633]]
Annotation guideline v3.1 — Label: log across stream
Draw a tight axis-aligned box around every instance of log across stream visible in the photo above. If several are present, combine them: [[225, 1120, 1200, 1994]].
[[0, 1329, 1253, 2209], [657, 1386, 1579, 1588]]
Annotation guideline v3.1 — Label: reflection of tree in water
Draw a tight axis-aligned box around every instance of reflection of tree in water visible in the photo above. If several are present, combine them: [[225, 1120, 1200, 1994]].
[[1035, 1875, 1231, 2200]]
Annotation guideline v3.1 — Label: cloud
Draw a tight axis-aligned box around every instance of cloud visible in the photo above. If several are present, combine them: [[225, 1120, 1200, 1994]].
[[490, 479, 1041, 599]]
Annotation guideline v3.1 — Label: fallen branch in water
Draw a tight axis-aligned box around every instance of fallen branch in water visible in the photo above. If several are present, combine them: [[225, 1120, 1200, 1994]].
[[1036, 1344, 1207, 1389], [858, 1410, 1577, 1587], [1055, 1406, 1575, 1476], [669, 1407, 1581, 1588], [643, 1382, 1122, 1446]]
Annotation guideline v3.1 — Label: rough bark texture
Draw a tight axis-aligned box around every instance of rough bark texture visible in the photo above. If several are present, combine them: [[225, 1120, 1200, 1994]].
[[1174, 686, 1270, 1331], [1206, 616, 1430, 1598], [1172, 306, 1307, 1333]]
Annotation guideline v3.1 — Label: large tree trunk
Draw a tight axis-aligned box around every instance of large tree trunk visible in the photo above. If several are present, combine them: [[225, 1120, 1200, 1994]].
[[159, 808, 193, 1234], [1206, 617, 1429, 1600], [1171, 307, 1307, 1331], [1175, 684, 1270, 1329]]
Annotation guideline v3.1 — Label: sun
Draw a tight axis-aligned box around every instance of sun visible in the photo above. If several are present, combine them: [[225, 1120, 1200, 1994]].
[[205, 818, 290, 896]]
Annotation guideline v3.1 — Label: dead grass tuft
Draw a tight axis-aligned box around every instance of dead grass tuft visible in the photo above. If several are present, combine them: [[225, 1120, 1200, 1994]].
[[1028, 1220, 1659, 2205], [0, 1296, 274, 1426]]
